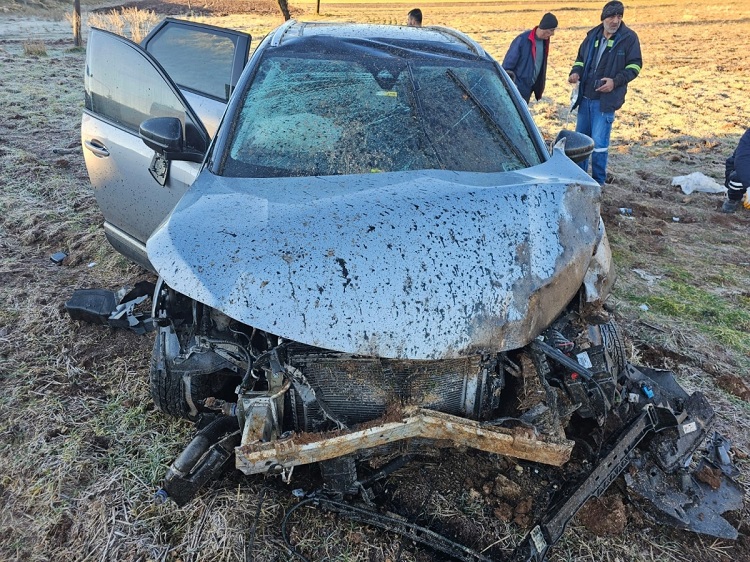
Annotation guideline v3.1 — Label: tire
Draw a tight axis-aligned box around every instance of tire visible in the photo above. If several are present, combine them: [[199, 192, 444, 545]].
[[149, 329, 215, 421], [599, 320, 627, 376]]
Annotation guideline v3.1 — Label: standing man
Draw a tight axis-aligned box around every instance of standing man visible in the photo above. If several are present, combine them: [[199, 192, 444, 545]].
[[407, 8, 422, 27], [722, 128, 750, 213], [502, 12, 558, 104], [568, 1, 642, 186]]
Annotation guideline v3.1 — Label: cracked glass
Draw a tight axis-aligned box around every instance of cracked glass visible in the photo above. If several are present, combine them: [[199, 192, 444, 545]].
[[222, 50, 541, 178]]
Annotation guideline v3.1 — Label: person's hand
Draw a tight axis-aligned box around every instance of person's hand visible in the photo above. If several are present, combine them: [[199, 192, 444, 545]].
[[595, 77, 614, 92], [568, 73, 580, 84]]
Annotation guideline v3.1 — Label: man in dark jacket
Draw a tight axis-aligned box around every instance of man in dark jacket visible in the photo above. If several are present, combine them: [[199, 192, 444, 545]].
[[568, 1, 642, 186], [722, 128, 750, 213], [502, 12, 558, 103]]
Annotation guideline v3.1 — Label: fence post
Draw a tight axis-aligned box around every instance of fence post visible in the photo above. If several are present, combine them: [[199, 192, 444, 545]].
[[277, 0, 291, 20], [73, 0, 82, 47]]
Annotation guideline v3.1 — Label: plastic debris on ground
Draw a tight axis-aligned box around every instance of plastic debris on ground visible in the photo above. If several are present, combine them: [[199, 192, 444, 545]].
[[633, 268, 662, 286], [65, 281, 156, 334], [671, 172, 726, 195], [50, 251, 68, 265]]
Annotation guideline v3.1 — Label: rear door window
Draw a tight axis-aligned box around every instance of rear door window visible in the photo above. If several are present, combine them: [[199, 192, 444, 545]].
[[143, 22, 250, 101]]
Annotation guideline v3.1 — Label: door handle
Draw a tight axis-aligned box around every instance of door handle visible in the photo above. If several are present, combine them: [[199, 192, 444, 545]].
[[84, 139, 110, 158]]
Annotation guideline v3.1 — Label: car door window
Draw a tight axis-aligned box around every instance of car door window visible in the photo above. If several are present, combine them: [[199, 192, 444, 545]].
[[144, 25, 239, 101], [84, 29, 206, 153]]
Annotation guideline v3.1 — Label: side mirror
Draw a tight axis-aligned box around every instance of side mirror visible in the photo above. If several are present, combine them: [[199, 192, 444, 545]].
[[140, 117, 183, 153], [140, 117, 204, 163], [553, 130, 594, 163]]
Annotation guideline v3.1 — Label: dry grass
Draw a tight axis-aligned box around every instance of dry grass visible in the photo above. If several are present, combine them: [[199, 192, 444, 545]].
[[63, 8, 82, 40], [0, 1, 749, 562], [22, 40, 47, 56], [87, 6, 160, 42]]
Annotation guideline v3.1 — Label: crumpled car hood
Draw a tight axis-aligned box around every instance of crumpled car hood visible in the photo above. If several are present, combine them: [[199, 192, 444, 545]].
[[148, 150, 603, 359]]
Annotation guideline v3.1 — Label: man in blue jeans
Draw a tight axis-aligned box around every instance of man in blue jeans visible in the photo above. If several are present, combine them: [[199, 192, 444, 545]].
[[568, 1, 642, 186]]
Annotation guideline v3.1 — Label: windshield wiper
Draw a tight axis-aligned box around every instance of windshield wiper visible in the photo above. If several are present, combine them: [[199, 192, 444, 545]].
[[445, 69, 529, 167], [405, 63, 445, 169]]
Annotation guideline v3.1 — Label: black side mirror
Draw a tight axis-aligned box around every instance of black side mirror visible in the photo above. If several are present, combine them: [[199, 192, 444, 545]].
[[140, 117, 204, 163], [553, 130, 594, 163]]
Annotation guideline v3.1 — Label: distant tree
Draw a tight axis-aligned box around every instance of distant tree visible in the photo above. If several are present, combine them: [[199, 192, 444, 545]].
[[278, 0, 291, 20], [72, 0, 81, 46]]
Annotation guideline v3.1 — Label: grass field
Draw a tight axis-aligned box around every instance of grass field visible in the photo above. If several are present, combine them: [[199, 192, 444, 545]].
[[0, 1, 749, 561]]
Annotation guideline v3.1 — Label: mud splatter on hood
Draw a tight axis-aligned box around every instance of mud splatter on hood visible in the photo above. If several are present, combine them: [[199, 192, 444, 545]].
[[148, 150, 603, 359]]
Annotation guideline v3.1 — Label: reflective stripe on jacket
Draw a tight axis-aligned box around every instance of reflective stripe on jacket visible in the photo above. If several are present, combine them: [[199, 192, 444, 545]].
[[726, 128, 750, 187]]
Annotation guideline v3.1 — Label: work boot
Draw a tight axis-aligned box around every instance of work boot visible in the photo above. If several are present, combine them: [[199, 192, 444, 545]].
[[721, 199, 740, 213]]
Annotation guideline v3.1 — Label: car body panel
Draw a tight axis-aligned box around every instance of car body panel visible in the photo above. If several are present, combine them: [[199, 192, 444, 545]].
[[268, 21, 486, 56], [81, 23, 250, 270], [82, 111, 202, 269], [148, 149, 604, 359], [180, 92, 226, 138]]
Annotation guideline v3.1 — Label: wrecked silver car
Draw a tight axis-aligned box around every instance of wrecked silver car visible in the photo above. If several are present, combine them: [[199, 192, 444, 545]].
[[81, 18, 741, 560]]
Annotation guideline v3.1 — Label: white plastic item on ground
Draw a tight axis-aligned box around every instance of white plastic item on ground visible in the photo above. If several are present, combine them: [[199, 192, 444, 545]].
[[671, 172, 727, 195], [633, 268, 662, 286]]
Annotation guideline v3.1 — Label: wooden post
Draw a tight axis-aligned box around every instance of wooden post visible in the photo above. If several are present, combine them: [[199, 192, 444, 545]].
[[277, 0, 291, 21], [316, 0, 320, 15], [73, 0, 81, 47]]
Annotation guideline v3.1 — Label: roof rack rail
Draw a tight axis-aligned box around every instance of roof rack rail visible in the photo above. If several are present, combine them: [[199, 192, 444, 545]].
[[270, 19, 299, 47], [428, 26, 486, 57]]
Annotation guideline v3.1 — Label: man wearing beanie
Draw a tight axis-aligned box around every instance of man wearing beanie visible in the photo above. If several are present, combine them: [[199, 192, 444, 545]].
[[568, 1, 642, 186], [502, 12, 558, 103]]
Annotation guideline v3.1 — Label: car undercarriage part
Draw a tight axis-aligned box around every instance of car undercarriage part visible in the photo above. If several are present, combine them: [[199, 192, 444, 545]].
[[150, 286, 741, 559], [281, 394, 740, 562], [237, 407, 574, 476], [511, 404, 662, 562], [65, 281, 155, 334], [507, 360, 740, 560], [624, 439, 744, 540], [155, 415, 241, 507], [282, 494, 495, 562]]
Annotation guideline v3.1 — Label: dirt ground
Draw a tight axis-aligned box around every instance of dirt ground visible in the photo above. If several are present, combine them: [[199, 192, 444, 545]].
[[1, 1, 749, 561]]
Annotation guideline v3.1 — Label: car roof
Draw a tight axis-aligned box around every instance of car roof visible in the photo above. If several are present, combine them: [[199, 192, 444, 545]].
[[268, 20, 487, 58]]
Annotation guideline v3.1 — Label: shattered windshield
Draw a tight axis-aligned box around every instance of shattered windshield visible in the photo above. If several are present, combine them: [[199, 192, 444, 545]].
[[222, 39, 542, 177]]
